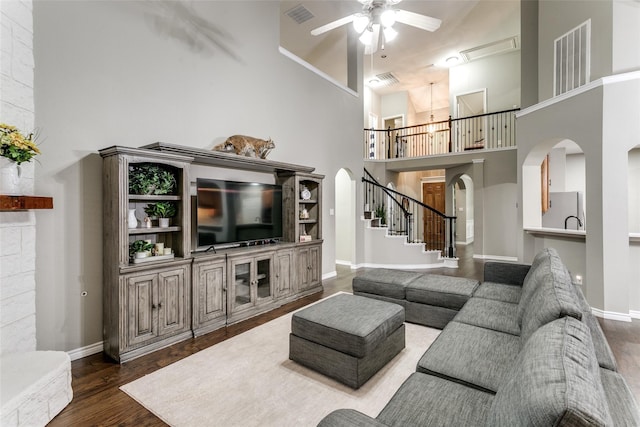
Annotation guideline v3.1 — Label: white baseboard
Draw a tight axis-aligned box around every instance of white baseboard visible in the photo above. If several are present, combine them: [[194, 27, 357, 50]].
[[322, 271, 337, 280], [68, 341, 104, 361], [591, 307, 632, 322], [335, 260, 352, 266], [473, 254, 518, 262], [629, 310, 640, 320]]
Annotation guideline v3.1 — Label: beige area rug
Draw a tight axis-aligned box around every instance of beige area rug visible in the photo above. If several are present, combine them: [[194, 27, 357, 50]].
[[121, 295, 440, 426]]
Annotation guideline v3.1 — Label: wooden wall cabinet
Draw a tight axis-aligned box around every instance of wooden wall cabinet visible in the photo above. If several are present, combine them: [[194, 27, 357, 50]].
[[100, 146, 194, 362], [101, 143, 324, 362]]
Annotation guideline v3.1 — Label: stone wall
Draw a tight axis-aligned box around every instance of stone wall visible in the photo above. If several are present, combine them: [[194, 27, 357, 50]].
[[1, 0, 36, 356]]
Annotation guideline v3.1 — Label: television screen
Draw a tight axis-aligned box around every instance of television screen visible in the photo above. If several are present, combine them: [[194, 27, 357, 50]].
[[196, 178, 283, 249]]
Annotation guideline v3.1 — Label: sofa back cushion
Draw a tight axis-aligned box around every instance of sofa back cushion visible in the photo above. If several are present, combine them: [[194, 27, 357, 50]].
[[488, 317, 612, 426], [516, 248, 557, 322], [518, 251, 582, 344]]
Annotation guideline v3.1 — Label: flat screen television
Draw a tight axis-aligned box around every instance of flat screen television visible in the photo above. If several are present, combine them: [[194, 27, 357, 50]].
[[195, 178, 283, 250]]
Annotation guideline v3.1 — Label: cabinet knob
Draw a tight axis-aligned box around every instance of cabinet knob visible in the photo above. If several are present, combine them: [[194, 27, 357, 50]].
[[152, 303, 157, 309]]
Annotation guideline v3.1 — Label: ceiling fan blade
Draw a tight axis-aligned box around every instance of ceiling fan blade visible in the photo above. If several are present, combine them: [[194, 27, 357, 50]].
[[311, 14, 357, 36], [395, 9, 442, 32]]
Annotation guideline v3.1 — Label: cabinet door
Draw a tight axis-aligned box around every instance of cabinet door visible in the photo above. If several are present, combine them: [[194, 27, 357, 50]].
[[193, 259, 226, 328], [124, 272, 158, 348], [229, 257, 253, 313], [255, 255, 274, 304], [157, 268, 189, 336], [274, 249, 294, 298], [297, 244, 321, 291]]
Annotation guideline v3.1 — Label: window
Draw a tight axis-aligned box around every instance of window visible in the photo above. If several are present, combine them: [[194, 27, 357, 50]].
[[554, 20, 590, 96]]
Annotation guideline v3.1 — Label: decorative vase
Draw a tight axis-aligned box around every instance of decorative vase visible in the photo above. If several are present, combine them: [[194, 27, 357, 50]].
[[0, 159, 21, 195], [128, 209, 138, 229], [158, 217, 170, 228]]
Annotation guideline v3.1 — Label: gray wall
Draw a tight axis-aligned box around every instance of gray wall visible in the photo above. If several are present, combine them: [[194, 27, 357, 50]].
[[33, 1, 364, 352], [449, 50, 521, 113], [537, 0, 613, 101]]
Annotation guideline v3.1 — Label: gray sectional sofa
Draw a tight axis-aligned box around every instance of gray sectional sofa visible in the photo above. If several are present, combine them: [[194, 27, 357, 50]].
[[318, 248, 640, 426]]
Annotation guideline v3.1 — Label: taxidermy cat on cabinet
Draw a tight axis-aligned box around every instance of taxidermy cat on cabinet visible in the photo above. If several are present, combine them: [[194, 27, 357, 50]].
[[213, 135, 275, 159]]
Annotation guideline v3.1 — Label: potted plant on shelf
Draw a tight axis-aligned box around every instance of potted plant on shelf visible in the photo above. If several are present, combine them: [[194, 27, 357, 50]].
[[129, 240, 154, 260], [144, 201, 177, 227], [128, 163, 177, 195]]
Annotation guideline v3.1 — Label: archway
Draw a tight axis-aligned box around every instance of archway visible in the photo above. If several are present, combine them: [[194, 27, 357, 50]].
[[450, 174, 474, 245], [523, 138, 585, 231], [335, 168, 356, 267]]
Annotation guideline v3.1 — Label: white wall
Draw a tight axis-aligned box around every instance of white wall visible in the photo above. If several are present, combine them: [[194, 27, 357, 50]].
[[629, 148, 640, 232], [335, 168, 355, 265], [612, 0, 640, 74], [0, 0, 37, 356], [449, 50, 521, 114], [33, 1, 364, 352]]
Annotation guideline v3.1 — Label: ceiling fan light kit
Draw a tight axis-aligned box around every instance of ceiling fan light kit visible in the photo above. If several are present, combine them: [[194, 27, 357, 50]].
[[310, 0, 442, 54]]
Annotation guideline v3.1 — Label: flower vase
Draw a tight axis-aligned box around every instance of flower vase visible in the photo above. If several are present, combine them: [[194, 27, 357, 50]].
[[128, 209, 138, 229], [0, 159, 22, 195]]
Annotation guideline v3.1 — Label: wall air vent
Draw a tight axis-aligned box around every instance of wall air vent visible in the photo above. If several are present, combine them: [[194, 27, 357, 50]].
[[374, 72, 400, 86], [285, 4, 315, 25], [460, 36, 520, 62]]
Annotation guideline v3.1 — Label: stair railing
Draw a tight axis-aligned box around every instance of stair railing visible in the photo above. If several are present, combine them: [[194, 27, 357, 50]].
[[362, 169, 457, 258], [364, 108, 519, 160]]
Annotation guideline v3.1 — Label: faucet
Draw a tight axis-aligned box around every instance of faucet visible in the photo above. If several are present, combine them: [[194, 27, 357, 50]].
[[564, 215, 583, 230]]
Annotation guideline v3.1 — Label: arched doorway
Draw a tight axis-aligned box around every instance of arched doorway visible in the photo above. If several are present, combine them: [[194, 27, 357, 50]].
[[335, 168, 356, 267]]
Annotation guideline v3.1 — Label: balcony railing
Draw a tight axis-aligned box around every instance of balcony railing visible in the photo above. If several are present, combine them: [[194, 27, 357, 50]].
[[364, 108, 519, 160]]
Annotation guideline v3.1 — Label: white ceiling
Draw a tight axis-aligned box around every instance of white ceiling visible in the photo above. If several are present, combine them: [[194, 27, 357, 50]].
[[280, 0, 520, 113]]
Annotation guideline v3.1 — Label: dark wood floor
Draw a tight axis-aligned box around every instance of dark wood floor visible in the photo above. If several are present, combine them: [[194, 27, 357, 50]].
[[49, 246, 639, 426]]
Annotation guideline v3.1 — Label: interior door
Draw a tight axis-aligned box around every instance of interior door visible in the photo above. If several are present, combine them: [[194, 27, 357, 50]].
[[422, 182, 445, 250]]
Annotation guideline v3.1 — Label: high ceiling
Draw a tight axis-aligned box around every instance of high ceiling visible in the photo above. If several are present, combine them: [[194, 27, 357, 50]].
[[280, 0, 520, 114]]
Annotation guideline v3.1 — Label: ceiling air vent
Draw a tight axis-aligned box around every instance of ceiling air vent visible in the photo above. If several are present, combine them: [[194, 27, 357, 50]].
[[374, 72, 400, 86], [285, 4, 315, 25], [460, 36, 520, 62]]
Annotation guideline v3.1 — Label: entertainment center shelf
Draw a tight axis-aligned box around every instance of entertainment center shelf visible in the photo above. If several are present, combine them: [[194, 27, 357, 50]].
[[100, 144, 324, 362]]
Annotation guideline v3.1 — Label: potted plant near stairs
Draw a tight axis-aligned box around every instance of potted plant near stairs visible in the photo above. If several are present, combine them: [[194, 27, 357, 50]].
[[144, 201, 177, 228], [371, 204, 386, 227]]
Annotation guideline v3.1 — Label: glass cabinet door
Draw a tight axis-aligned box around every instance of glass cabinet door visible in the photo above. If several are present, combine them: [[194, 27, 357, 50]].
[[256, 258, 271, 300], [233, 261, 251, 308]]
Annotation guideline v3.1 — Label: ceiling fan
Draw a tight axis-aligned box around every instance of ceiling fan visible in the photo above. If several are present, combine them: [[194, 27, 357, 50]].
[[310, 0, 442, 54]]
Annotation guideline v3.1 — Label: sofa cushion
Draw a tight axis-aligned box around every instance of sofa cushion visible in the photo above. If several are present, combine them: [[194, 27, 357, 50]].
[[452, 298, 520, 335], [473, 281, 521, 304], [599, 368, 640, 427], [376, 372, 494, 426], [352, 269, 422, 300], [519, 257, 582, 344], [482, 262, 531, 286], [318, 409, 388, 427], [416, 321, 520, 393], [405, 274, 479, 310], [291, 294, 404, 358], [573, 285, 618, 371], [516, 247, 558, 322], [488, 317, 613, 426]]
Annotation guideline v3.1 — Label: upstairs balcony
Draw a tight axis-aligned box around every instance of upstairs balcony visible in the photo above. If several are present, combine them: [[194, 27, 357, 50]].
[[364, 108, 519, 160]]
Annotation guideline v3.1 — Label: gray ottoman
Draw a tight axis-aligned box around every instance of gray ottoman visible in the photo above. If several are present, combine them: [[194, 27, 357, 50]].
[[405, 274, 479, 329], [289, 293, 405, 389]]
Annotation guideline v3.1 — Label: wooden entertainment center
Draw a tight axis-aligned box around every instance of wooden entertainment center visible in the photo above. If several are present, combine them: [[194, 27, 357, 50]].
[[100, 143, 323, 362]]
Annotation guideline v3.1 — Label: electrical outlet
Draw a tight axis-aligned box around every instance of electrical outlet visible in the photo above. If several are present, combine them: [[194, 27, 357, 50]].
[[574, 275, 582, 285]]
